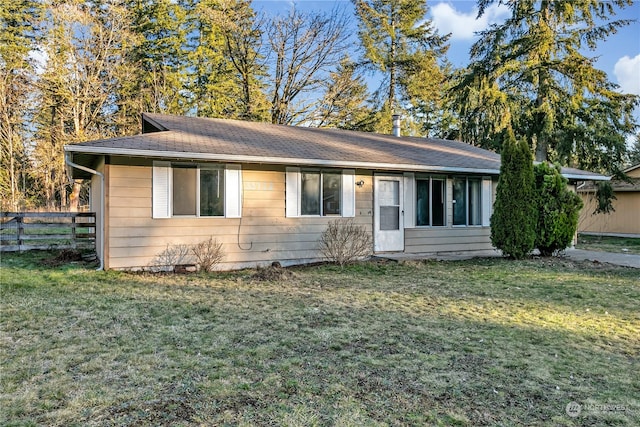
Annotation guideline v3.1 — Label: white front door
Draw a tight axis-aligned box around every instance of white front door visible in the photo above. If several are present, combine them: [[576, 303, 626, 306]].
[[374, 175, 404, 252]]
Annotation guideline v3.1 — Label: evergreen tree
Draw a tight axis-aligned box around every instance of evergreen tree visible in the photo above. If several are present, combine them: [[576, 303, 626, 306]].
[[125, 0, 190, 116], [313, 56, 375, 131], [352, 0, 449, 134], [0, 0, 41, 210], [533, 162, 583, 256], [490, 129, 536, 259], [220, 0, 269, 121], [183, 0, 234, 117], [628, 133, 640, 166], [454, 0, 638, 174]]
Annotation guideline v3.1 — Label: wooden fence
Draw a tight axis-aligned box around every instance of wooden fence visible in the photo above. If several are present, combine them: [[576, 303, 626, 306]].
[[0, 212, 96, 252]]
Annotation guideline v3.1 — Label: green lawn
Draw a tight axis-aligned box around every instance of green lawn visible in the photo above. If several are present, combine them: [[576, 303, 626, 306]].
[[1, 252, 639, 426], [577, 234, 640, 255]]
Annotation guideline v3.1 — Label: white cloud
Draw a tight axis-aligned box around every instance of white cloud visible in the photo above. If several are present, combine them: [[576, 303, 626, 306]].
[[431, 2, 510, 41], [614, 54, 640, 95]]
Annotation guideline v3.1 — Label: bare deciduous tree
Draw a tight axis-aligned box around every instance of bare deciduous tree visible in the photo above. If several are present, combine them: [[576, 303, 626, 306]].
[[267, 7, 350, 125]]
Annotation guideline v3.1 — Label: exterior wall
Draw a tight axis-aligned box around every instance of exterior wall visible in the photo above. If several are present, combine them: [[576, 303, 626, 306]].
[[105, 163, 373, 270], [90, 157, 105, 265], [405, 227, 493, 253], [402, 178, 494, 254], [102, 160, 498, 269], [579, 190, 640, 234]]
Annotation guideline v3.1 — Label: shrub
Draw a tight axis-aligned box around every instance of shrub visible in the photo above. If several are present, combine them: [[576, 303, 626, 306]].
[[319, 218, 372, 266], [533, 162, 583, 256], [490, 129, 536, 259], [191, 236, 225, 272], [149, 237, 225, 272], [150, 243, 193, 272]]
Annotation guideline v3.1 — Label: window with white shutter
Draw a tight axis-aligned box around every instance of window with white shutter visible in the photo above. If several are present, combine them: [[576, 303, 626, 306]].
[[286, 168, 356, 218], [152, 162, 241, 218]]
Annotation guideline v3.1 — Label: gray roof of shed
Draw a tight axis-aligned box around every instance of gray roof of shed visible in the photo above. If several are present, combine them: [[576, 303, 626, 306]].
[[65, 113, 608, 181]]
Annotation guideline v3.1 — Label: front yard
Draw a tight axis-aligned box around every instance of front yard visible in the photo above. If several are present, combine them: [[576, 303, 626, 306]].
[[1, 252, 638, 426]]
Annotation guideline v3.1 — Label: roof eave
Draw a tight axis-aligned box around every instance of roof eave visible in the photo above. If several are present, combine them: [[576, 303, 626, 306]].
[[64, 145, 501, 175], [563, 173, 611, 182]]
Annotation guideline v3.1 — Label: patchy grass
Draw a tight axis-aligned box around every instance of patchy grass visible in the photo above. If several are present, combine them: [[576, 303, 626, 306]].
[[1, 252, 639, 426], [577, 234, 640, 255]]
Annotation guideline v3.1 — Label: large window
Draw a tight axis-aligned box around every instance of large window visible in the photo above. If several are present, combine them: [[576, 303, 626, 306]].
[[172, 165, 224, 216], [152, 162, 241, 219], [286, 168, 355, 218], [453, 177, 482, 226], [301, 171, 342, 216], [416, 177, 446, 226]]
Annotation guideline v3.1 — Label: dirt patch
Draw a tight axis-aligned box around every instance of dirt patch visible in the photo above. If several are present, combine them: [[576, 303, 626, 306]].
[[251, 263, 296, 282], [39, 249, 97, 268]]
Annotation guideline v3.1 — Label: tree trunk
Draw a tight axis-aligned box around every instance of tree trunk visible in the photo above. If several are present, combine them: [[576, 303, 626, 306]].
[[69, 181, 82, 212]]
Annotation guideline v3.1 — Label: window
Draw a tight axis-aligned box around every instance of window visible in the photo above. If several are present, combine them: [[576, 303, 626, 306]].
[[152, 162, 241, 219], [416, 177, 446, 226], [286, 168, 355, 218], [301, 171, 342, 216], [453, 177, 482, 226], [172, 165, 224, 216], [199, 168, 224, 216]]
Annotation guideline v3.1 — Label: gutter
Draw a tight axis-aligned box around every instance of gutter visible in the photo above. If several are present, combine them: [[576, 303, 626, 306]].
[[64, 152, 104, 271]]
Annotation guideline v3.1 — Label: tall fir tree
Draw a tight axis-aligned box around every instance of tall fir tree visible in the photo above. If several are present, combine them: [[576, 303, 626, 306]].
[[124, 0, 190, 116], [352, 0, 449, 135], [0, 0, 41, 210], [184, 0, 240, 118], [219, 0, 269, 121], [490, 129, 536, 259], [312, 56, 375, 131], [454, 0, 638, 174]]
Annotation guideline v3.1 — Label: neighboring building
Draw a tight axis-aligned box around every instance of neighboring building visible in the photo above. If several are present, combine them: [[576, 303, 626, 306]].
[[64, 113, 607, 270], [578, 164, 640, 235]]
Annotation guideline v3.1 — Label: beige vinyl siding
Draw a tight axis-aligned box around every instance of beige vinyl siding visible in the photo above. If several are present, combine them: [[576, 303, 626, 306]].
[[405, 227, 493, 253], [91, 157, 105, 264], [579, 191, 640, 234], [106, 163, 372, 270], [400, 177, 496, 254]]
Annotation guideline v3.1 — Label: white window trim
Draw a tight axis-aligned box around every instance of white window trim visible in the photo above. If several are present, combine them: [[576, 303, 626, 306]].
[[481, 177, 492, 227], [152, 162, 241, 219], [286, 168, 355, 218]]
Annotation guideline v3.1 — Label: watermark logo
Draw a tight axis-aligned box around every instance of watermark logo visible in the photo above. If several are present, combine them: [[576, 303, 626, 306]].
[[566, 401, 634, 418], [566, 401, 582, 418]]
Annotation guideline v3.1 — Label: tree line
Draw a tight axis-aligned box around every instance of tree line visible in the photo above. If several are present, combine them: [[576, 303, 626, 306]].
[[1, 0, 638, 211]]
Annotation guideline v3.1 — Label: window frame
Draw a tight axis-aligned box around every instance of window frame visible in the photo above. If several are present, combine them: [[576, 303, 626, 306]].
[[152, 162, 241, 219], [415, 176, 447, 227], [171, 163, 225, 218], [452, 176, 483, 227], [285, 167, 355, 218], [300, 169, 343, 217]]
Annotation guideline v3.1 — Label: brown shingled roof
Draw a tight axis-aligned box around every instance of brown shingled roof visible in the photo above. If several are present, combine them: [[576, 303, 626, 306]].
[[64, 113, 608, 181]]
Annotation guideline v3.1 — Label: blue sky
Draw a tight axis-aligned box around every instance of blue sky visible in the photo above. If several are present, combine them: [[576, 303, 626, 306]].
[[253, 0, 640, 98]]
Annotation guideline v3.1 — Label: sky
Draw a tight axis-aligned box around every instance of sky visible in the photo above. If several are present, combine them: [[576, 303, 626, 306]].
[[252, 0, 640, 100]]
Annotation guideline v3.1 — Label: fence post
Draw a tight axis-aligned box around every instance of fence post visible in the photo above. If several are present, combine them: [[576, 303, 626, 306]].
[[16, 215, 24, 251], [71, 215, 77, 249]]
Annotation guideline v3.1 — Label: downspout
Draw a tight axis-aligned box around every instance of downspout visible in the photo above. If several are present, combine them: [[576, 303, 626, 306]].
[[65, 152, 104, 271]]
